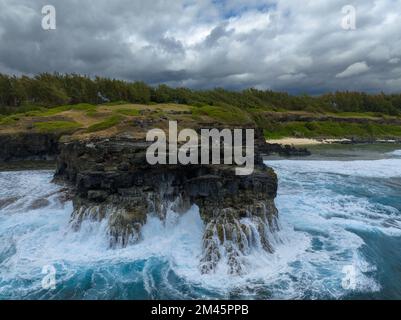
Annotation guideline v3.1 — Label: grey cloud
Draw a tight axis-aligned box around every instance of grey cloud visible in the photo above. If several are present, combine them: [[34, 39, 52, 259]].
[[204, 23, 234, 47], [0, 0, 400, 93], [157, 37, 186, 56]]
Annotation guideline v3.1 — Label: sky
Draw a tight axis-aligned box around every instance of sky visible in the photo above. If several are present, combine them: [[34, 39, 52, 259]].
[[0, 0, 401, 93]]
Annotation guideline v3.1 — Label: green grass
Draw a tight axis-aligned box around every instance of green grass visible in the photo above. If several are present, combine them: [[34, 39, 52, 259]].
[[69, 103, 97, 112], [86, 115, 122, 133], [0, 115, 19, 126], [191, 105, 253, 124], [0, 104, 45, 116], [34, 121, 81, 133], [264, 121, 401, 139], [23, 103, 96, 117], [328, 111, 388, 119], [148, 109, 167, 120], [115, 108, 140, 116], [27, 106, 69, 116], [85, 110, 99, 117], [103, 101, 130, 106], [2, 101, 401, 142], [0, 104, 97, 128]]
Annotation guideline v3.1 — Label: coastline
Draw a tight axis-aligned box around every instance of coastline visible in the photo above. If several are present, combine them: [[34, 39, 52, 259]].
[[266, 138, 324, 146], [266, 137, 401, 146], [0, 160, 56, 172]]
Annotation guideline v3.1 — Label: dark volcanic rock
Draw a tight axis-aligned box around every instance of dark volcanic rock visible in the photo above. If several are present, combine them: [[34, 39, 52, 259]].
[[55, 132, 279, 274], [257, 141, 311, 157], [264, 143, 311, 157], [252, 128, 311, 157], [0, 133, 60, 162], [0, 197, 20, 209], [28, 198, 50, 210]]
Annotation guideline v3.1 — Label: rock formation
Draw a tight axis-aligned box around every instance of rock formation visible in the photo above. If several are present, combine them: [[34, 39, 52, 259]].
[[54, 131, 279, 274], [0, 133, 60, 162]]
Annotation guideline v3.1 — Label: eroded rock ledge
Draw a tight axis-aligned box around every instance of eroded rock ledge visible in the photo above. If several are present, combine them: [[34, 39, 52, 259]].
[[0, 133, 60, 162], [54, 134, 279, 274]]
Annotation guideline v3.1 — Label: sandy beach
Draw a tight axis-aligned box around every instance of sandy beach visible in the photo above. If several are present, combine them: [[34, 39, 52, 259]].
[[266, 138, 325, 146]]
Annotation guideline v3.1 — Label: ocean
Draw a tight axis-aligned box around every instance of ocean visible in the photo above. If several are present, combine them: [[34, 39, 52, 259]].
[[1, 145, 400, 300]]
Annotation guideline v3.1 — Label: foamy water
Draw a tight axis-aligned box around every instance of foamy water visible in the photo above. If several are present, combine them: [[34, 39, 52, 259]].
[[387, 150, 401, 157], [1, 150, 401, 299]]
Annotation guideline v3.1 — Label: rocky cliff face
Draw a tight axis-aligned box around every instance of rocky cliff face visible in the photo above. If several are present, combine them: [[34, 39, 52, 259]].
[[0, 133, 60, 162], [55, 132, 279, 275]]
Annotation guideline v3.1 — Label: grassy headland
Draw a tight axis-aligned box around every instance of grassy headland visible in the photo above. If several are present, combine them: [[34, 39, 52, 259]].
[[263, 120, 401, 140], [1, 73, 401, 142], [1, 101, 400, 143]]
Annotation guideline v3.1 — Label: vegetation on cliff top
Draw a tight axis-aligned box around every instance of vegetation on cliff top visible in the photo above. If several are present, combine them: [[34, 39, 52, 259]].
[[1, 73, 401, 116], [86, 115, 122, 133], [1, 73, 401, 140], [1, 101, 400, 140], [264, 121, 401, 140], [192, 105, 253, 124], [34, 120, 81, 133]]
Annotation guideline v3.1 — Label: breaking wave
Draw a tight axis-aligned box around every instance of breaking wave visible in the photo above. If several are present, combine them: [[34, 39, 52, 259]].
[[0, 151, 401, 299]]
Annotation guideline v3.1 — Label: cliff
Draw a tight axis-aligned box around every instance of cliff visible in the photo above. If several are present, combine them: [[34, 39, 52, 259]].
[[0, 133, 60, 162], [0, 102, 286, 274], [54, 132, 279, 275]]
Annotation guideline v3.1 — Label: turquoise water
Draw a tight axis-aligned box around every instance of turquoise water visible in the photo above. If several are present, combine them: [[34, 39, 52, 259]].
[[0, 147, 400, 300]]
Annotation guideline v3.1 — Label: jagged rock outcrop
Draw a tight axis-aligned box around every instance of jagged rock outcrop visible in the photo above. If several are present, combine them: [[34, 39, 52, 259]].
[[0, 133, 60, 162], [54, 132, 279, 274], [252, 128, 311, 156], [259, 143, 311, 157]]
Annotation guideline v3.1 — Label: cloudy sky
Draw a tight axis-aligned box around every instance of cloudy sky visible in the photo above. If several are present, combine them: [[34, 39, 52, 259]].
[[0, 0, 401, 93]]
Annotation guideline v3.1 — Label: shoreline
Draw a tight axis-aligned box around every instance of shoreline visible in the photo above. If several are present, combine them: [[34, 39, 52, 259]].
[[266, 137, 400, 146], [0, 160, 56, 172], [266, 138, 324, 146]]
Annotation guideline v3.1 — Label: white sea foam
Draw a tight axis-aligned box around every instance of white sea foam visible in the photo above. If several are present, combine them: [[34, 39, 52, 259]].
[[1, 161, 397, 299], [266, 158, 401, 178], [387, 149, 401, 157], [262, 157, 401, 297], [267, 159, 401, 236]]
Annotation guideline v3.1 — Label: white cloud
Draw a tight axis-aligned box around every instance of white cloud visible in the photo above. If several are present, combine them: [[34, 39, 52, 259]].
[[336, 62, 370, 79]]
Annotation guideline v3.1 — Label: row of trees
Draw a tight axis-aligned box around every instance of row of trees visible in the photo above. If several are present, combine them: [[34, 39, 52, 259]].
[[0, 73, 151, 108], [1, 73, 401, 115]]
